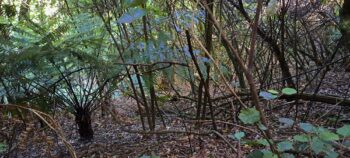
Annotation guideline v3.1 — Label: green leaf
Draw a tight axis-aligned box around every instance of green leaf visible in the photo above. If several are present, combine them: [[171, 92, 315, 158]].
[[117, 8, 146, 23], [238, 108, 260, 124], [293, 134, 309, 142], [234, 131, 245, 140], [278, 117, 294, 128], [319, 131, 339, 141], [336, 125, 350, 137], [268, 89, 279, 95], [316, 127, 328, 133], [247, 150, 264, 158], [299, 123, 315, 133], [261, 150, 278, 158], [282, 88, 297, 95], [257, 139, 270, 146], [311, 138, 332, 154], [325, 151, 339, 158], [258, 123, 268, 130], [259, 91, 277, 100], [311, 138, 325, 154], [277, 141, 293, 152], [295, 143, 309, 152]]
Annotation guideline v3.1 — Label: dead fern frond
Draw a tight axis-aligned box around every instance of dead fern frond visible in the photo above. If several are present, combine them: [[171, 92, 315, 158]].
[[0, 104, 77, 158]]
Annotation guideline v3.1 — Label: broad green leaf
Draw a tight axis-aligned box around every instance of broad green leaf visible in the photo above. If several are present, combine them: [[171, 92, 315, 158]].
[[282, 88, 297, 95], [117, 8, 146, 23], [299, 123, 315, 133], [311, 138, 332, 154], [277, 141, 293, 152], [257, 139, 270, 146], [239, 108, 260, 124], [278, 117, 294, 128], [235, 131, 245, 140], [259, 91, 277, 100], [230, 131, 245, 140], [258, 123, 268, 130], [319, 131, 339, 141], [261, 150, 278, 158], [316, 127, 328, 133], [293, 134, 309, 142], [247, 150, 264, 158], [336, 125, 350, 137], [325, 151, 339, 158], [268, 89, 279, 95], [295, 143, 309, 152], [311, 138, 325, 154]]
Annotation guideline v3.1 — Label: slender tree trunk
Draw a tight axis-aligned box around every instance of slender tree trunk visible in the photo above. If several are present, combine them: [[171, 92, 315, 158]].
[[148, 72, 156, 130], [203, 0, 217, 130], [135, 67, 153, 130], [142, 3, 157, 130]]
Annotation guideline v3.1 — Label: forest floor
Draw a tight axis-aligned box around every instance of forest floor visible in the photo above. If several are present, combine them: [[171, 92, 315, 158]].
[[1, 70, 350, 158]]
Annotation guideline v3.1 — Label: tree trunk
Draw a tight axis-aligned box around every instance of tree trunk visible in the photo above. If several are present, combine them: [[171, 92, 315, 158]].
[[75, 109, 94, 140]]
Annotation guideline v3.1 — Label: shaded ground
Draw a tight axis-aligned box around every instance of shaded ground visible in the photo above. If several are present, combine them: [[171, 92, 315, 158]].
[[1, 70, 350, 157], [0, 98, 238, 157]]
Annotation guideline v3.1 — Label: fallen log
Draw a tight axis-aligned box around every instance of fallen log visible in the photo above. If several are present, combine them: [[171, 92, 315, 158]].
[[211, 92, 350, 107], [279, 93, 350, 106]]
